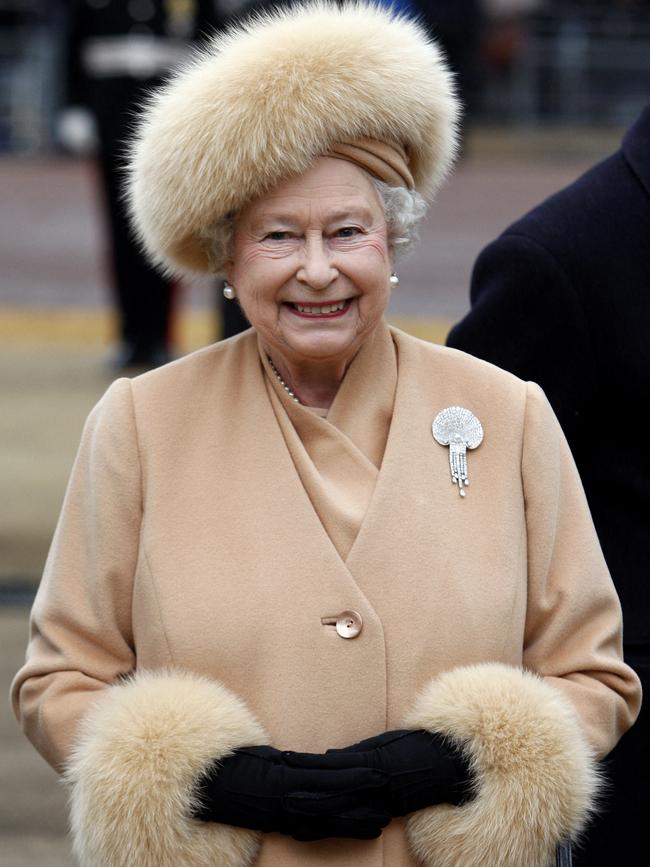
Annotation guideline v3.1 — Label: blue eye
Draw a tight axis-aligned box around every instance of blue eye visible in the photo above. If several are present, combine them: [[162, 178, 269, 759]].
[[336, 227, 361, 238], [265, 231, 292, 241]]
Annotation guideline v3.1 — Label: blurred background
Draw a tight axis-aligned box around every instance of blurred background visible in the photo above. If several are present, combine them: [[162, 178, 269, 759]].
[[1, 1, 649, 864]]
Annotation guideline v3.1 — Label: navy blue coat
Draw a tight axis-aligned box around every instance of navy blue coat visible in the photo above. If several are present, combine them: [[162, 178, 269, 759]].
[[448, 106, 650, 866]]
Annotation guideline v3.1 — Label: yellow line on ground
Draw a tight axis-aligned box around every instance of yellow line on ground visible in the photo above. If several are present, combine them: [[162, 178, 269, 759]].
[[0, 308, 115, 346], [0, 307, 452, 350], [389, 316, 451, 345]]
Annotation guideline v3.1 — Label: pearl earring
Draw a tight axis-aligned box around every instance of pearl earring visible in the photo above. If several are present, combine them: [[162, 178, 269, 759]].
[[389, 274, 400, 288], [223, 282, 236, 300]]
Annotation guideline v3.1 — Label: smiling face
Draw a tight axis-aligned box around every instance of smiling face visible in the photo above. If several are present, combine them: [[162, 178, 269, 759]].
[[226, 157, 392, 377]]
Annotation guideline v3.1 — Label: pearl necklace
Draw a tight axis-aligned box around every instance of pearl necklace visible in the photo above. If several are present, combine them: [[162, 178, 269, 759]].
[[267, 356, 301, 404]]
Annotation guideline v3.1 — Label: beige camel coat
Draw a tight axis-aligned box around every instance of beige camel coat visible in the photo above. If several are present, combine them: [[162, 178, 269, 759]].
[[12, 325, 640, 867]]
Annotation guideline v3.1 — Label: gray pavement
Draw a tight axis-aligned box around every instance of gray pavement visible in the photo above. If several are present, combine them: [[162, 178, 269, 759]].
[[0, 128, 620, 864], [2, 609, 74, 866]]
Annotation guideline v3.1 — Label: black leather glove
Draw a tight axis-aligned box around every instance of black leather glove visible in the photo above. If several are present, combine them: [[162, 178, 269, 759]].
[[192, 744, 391, 840], [284, 729, 474, 817]]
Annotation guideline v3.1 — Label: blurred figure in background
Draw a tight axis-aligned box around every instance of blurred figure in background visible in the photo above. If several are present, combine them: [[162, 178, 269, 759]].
[[447, 104, 650, 867], [63, 0, 223, 369], [409, 2, 484, 118], [220, 275, 250, 338], [212, 0, 252, 340], [480, 0, 540, 72]]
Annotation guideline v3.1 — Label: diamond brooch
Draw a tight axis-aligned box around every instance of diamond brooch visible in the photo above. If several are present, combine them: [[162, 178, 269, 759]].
[[432, 406, 484, 497]]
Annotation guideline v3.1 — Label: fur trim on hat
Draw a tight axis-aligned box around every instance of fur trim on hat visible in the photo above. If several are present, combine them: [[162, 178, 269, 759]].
[[127, 1, 460, 275], [65, 670, 266, 867], [404, 664, 600, 867]]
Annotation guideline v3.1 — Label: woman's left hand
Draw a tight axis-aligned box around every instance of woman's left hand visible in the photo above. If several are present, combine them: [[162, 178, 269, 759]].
[[284, 729, 474, 817]]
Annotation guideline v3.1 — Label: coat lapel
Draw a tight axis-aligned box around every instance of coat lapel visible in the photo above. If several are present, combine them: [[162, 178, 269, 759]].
[[345, 329, 528, 725], [146, 332, 389, 751], [228, 333, 367, 592], [260, 321, 397, 563]]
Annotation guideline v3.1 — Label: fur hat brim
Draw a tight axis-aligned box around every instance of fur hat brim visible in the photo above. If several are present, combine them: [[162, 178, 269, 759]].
[[127, 1, 460, 275]]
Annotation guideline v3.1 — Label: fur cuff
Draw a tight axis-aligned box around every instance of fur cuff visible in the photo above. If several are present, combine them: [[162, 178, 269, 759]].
[[404, 664, 599, 867], [65, 670, 267, 867]]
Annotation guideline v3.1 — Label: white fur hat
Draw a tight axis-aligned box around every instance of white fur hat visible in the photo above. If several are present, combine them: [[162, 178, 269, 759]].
[[127, 2, 460, 275]]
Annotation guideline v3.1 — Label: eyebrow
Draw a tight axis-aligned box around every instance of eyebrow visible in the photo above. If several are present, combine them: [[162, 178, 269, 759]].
[[250, 203, 376, 233], [326, 206, 376, 224], [250, 213, 301, 232]]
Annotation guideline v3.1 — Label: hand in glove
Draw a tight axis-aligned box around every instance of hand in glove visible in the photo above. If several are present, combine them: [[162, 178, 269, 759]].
[[284, 729, 474, 817], [192, 744, 391, 840]]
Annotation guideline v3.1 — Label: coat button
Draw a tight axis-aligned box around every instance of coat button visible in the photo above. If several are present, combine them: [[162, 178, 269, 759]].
[[337, 610, 363, 638], [321, 610, 363, 638]]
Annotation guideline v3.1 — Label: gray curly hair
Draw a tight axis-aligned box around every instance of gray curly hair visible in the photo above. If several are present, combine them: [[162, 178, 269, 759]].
[[372, 179, 427, 257], [203, 178, 427, 274]]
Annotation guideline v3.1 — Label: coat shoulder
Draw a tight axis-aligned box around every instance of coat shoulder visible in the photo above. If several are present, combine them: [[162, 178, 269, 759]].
[[499, 147, 643, 261], [128, 329, 256, 409], [392, 326, 529, 403]]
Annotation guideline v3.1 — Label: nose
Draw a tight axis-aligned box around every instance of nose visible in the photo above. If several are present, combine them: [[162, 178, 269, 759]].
[[296, 236, 338, 291]]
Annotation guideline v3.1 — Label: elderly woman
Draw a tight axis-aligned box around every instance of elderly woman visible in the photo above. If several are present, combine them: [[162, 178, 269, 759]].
[[12, 5, 640, 867]]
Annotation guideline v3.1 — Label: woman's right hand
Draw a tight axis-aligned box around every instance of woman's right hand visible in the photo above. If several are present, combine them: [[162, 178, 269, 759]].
[[192, 744, 391, 841]]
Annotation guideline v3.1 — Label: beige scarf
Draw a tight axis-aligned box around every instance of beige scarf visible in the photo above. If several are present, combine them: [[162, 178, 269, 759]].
[[260, 321, 398, 560]]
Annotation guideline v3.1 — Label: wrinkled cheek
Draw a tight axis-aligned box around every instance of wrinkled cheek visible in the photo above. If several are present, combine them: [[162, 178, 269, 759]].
[[357, 291, 389, 329], [235, 292, 268, 334], [366, 238, 390, 260]]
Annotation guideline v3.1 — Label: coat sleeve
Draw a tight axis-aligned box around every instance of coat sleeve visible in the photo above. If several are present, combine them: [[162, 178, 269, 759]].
[[402, 383, 641, 867], [520, 380, 641, 754], [10, 378, 265, 867], [11, 377, 142, 771], [447, 233, 598, 446]]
